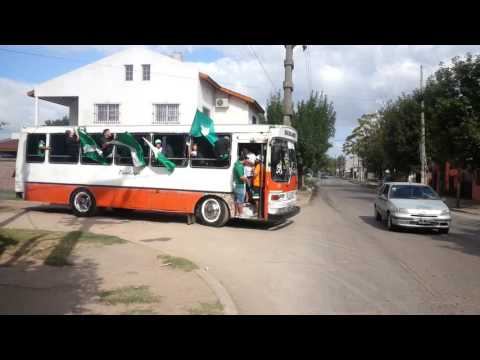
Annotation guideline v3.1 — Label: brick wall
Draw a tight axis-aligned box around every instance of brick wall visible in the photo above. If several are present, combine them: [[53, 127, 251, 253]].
[[0, 160, 16, 191]]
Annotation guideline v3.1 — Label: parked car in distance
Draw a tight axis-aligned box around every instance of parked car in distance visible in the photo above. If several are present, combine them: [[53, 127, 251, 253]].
[[374, 182, 451, 233]]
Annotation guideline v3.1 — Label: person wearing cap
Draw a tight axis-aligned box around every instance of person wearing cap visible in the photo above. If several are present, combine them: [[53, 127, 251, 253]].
[[155, 138, 163, 152], [233, 153, 254, 217], [251, 154, 264, 215]]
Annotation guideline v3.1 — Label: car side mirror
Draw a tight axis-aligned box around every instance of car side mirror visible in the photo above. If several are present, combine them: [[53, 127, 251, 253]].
[[441, 197, 447, 202]]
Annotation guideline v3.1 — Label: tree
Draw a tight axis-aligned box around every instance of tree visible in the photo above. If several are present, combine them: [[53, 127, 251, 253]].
[[293, 92, 336, 173], [343, 113, 385, 178], [265, 90, 283, 125], [379, 94, 422, 179], [423, 53, 480, 206], [44, 116, 69, 126]]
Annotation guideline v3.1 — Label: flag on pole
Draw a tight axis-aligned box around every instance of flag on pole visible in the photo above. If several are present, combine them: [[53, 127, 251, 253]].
[[107, 132, 146, 167], [190, 110, 218, 146], [77, 128, 108, 165], [143, 137, 176, 173]]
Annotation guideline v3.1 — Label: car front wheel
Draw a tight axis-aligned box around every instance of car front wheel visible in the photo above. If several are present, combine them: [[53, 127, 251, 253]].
[[386, 213, 396, 231]]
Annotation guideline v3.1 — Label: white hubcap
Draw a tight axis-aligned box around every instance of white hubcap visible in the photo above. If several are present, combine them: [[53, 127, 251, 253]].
[[201, 199, 221, 223], [74, 192, 91, 213]]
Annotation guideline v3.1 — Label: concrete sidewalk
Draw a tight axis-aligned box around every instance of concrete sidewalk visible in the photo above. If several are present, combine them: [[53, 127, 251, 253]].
[[444, 197, 480, 217], [0, 200, 232, 315]]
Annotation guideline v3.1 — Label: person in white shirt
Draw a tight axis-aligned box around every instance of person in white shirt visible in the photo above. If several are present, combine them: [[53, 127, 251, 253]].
[[244, 153, 256, 202]]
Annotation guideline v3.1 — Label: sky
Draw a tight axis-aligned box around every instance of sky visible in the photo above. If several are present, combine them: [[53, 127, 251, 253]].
[[1, 45, 480, 157]]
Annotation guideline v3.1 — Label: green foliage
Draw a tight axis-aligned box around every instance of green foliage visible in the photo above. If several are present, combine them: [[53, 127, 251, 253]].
[[265, 90, 284, 125], [44, 116, 69, 126], [293, 92, 336, 173], [99, 286, 160, 305], [424, 53, 480, 168]]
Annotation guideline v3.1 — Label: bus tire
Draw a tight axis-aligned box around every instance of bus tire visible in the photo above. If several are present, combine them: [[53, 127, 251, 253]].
[[196, 196, 230, 227], [70, 188, 97, 217]]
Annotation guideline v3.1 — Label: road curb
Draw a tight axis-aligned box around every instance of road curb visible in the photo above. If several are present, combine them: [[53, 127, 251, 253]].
[[194, 269, 239, 315]]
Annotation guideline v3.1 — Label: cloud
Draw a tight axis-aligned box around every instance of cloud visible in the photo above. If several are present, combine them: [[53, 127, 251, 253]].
[[4, 44, 480, 158], [0, 78, 67, 138]]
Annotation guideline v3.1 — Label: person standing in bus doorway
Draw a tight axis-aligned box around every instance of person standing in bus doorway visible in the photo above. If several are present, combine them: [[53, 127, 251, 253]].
[[244, 153, 256, 202], [100, 129, 114, 158], [252, 154, 264, 216], [233, 155, 251, 217]]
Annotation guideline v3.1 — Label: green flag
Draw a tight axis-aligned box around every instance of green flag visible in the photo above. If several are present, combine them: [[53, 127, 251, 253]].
[[190, 110, 218, 146], [143, 137, 176, 173], [108, 132, 146, 167], [77, 128, 108, 165]]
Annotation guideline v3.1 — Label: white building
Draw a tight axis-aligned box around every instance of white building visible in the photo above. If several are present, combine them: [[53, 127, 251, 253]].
[[27, 46, 264, 127]]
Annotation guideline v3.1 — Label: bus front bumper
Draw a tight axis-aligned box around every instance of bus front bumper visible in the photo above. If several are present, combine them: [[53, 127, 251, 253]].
[[268, 205, 300, 222]]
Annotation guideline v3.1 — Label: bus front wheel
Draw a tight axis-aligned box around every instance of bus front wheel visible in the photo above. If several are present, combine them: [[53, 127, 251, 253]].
[[70, 188, 97, 217], [196, 197, 230, 227]]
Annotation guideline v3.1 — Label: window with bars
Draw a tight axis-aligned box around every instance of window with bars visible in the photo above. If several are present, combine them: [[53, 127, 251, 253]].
[[94, 104, 120, 124], [125, 64, 133, 81], [153, 104, 179, 124], [142, 64, 150, 81]]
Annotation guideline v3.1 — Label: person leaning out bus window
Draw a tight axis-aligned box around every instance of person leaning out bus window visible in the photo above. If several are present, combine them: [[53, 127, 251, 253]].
[[65, 129, 79, 161], [100, 129, 114, 158], [37, 139, 50, 157]]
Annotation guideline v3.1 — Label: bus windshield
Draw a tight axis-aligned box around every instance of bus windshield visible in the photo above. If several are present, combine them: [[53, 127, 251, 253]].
[[270, 138, 297, 182]]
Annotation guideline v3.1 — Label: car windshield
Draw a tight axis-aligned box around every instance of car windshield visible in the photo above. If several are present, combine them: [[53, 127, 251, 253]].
[[389, 185, 440, 200]]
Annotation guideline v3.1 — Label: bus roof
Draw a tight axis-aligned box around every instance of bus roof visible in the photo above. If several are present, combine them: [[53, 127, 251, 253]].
[[21, 124, 298, 140]]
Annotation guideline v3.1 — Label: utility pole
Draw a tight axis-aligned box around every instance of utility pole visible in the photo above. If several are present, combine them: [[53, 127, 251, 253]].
[[283, 45, 296, 126], [420, 65, 427, 184]]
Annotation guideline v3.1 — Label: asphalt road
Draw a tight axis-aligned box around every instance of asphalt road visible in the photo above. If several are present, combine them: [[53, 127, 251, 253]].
[[137, 176, 480, 314], [2, 177, 480, 314]]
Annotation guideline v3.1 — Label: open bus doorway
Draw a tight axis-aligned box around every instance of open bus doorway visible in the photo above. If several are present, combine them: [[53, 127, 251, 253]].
[[238, 143, 266, 219]]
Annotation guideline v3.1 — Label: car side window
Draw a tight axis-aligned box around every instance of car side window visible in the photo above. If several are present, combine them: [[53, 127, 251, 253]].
[[383, 184, 390, 197]]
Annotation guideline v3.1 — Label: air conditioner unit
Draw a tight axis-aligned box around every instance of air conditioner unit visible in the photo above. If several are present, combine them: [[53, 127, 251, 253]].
[[215, 98, 229, 108]]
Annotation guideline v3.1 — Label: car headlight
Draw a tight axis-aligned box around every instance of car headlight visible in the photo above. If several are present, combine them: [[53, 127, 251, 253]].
[[441, 209, 450, 215], [395, 208, 409, 214]]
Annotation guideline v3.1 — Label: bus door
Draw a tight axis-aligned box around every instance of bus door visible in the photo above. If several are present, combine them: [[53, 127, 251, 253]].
[[236, 136, 267, 219]]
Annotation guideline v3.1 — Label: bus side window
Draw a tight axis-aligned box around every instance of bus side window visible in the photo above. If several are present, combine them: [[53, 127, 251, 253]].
[[115, 133, 150, 166], [191, 134, 231, 168], [49, 133, 79, 164], [81, 133, 113, 165], [151, 134, 188, 167], [26, 134, 47, 163]]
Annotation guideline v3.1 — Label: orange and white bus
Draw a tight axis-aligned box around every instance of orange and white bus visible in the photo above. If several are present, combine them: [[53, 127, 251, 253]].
[[15, 124, 298, 227]]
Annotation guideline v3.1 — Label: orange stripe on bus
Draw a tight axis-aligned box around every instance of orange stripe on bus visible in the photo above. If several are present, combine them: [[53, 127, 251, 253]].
[[25, 183, 205, 213]]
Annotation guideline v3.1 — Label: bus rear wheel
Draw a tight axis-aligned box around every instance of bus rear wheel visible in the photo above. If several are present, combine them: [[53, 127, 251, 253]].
[[196, 197, 230, 227], [70, 188, 97, 217]]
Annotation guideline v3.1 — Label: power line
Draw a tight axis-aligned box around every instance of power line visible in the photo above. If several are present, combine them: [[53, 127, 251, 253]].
[[247, 45, 276, 92]]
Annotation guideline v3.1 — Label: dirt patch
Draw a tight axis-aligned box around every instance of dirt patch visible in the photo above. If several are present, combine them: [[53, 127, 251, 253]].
[[0, 229, 219, 315]]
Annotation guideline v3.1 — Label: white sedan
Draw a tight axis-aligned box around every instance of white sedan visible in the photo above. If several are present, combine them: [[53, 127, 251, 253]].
[[374, 182, 451, 234]]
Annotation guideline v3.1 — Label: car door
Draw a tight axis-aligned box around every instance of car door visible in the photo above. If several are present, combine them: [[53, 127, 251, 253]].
[[378, 184, 390, 217]]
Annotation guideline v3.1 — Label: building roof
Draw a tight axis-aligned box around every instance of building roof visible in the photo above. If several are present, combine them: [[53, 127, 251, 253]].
[[0, 138, 18, 152], [199, 73, 264, 114]]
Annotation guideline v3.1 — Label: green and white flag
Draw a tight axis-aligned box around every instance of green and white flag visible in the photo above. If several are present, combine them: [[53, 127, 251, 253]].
[[190, 110, 218, 146], [108, 132, 146, 167], [143, 137, 176, 173], [77, 128, 108, 165]]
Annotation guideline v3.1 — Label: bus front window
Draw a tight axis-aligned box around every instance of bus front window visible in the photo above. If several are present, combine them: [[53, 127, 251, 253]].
[[270, 138, 296, 182]]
